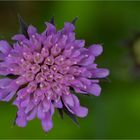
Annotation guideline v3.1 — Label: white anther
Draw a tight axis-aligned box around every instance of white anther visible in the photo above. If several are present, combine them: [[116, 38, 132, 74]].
[[8, 54, 11, 57], [60, 58, 64, 61], [85, 54, 88, 57], [20, 42, 23, 45], [36, 53, 40, 56], [20, 96, 23, 99], [83, 85, 87, 89], [79, 70, 82, 73], [34, 99, 38, 102], [42, 48, 45, 51], [70, 46, 74, 49], [47, 58, 51, 61], [55, 43, 58, 47], [40, 77, 44, 81], [23, 52, 26, 56], [10, 68, 14, 71], [49, 75, 53, 78], [40, 84, 43, 88], [74, 61, 77, 64], [16, 80, 19, 84], [20, 59, 24, 62], [71, 77, 75, 80], [66, 92, 70, 95], [32, 35, 35, 38], [66, 66, 69, 70], [27, 89, 30, 93]]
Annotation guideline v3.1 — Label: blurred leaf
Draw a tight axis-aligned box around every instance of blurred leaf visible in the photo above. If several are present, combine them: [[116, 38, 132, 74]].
[[71, 17, 78, 25], [18, 14, 29, 38], [50, 16, 55, 25], [57, 109, 64, 120], [63, 106, 79, 126]]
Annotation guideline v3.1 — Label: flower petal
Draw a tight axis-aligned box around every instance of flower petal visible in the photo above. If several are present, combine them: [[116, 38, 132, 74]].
[[27, 25, 37, 36], [45, 22, 56, 35], [27, 107, 37, 121], [91, 68, 109, 78], [0, 40, 11, 54], [42, 116, 53, 132], [37, 103, 45, 119], [12, 34, 26, 41], [63, 22, 75, 33], [62, 94, 74, 107], [89, 44, 103, 57], [16, 116, 27, 127], [74, 106, 88, 118], [87, 84, 101, 96]]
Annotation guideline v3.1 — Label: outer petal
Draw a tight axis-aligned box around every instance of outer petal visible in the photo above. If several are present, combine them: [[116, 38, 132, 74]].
[[12, 34, 26, 41], [72, 94, 88, 117], [25, 102, 34, 114], [41, 114, 53, 132], [63, 22, 75, 33], [0, 53, 6, 60], [16, 116, 27, 127], [37, 103, 45, 119], [0, 40, 11, 54], [0, 79, 19, 101], [20, 96, 30, 108], [74, 106, 88, 118], [43, 99, 51, 112], [91, 68, 109, 78], [87, 84, 101, 96], [89, 44, 103, 57], [45, 22, 56, 35], [62, 94, 74, 107], [2, 90, 17, 101], [0, 78, 12, 88], [54, 100, 63, 108], [27, 107, 37, 121], [27, 25, 37, 36]]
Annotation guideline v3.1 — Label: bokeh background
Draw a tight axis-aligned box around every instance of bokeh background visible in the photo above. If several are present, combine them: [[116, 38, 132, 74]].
[[0, 1, 140, 139]]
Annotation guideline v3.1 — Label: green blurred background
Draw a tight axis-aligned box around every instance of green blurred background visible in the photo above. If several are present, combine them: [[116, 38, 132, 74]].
[[0, 1, 140, 139]]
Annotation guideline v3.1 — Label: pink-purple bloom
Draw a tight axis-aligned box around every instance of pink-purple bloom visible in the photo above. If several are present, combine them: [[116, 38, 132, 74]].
[[0, 18, 109, 132]]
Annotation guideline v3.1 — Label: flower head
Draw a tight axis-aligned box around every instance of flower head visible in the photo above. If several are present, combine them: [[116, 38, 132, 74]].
[[0, 17, 109, 132]]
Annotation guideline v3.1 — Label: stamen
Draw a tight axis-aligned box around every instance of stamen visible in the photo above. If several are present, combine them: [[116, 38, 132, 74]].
[[50, 65, 58, 73], [35, 72, 45, 83], [45, 56, 54, 65], [46, 74, 53, 82], [41, 47, 49, 57], [83, 85, 87, 89], [8, 54, 11, 57], [32, 35, 35, 38], [27, 82, 37, 93], [40, 81, 50, 90], [33, 52, 44, 64], [55, 55, 65, 65], [70, 46, 74, 50], [31, 64, 40, 74], [25, 71, 35, 81], [54, 73, 63, 82]]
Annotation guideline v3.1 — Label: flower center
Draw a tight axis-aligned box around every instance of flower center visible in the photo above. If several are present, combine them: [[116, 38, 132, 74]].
[[13, 45, 83, 98]]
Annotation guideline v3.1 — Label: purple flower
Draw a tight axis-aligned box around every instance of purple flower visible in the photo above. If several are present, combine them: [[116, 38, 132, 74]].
[[0, 17, 109, 132]]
